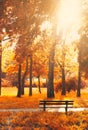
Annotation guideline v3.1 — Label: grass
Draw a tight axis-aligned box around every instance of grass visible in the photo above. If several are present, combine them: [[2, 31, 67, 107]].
[[0, 87, 88, 109]]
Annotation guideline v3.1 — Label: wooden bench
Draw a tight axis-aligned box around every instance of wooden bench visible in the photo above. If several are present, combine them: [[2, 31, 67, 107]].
[[39, 100, 74, 115]]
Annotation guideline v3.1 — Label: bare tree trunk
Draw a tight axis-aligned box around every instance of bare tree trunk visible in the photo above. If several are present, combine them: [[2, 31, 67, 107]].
[[47, 44, 55, 98], [77, 65, 81, 97], [0, 41, 2, 95], [61, 42, 66, 95], [29, 54, 32, 96], [38, 75, 41, 93], [17, 64, 22, 97], [77, 49, 81, 97], [22, 56, 28, 95], [61, 67, 66, 95]]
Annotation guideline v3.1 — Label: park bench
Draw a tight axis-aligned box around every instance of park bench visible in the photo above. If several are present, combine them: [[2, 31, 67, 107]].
[[39, 100, 74, 115]]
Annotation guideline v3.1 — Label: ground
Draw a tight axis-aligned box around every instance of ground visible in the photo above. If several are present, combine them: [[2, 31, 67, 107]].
[[0, 87, 88, 108], [0, 87, 88, 129]]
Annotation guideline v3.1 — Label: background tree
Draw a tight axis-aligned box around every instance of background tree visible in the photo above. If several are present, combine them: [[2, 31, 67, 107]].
[[0, 1, 9, 95], [47, 39, 56, 98], [77, 0, 88, 97], [33, 44, 48, 93], [55, 41, 79, 93]]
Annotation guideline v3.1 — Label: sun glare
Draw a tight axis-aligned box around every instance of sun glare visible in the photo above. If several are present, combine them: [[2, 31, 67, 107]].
[[57, 0, 81, 29], [40, 0, 82, 43], [57, 0, 81, 40], [40, 21, 52, 31]]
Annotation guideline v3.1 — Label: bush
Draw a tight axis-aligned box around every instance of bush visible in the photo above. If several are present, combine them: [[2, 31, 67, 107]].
[[2, 79, 11, 87], [66, 77, 77, 92], [42, 83, 47, 87], [55, 77, 86, 93], [54, 80, 62, 93]]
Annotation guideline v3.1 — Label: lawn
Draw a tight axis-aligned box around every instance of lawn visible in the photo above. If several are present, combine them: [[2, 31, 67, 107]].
[[0, 87, 88, 109]]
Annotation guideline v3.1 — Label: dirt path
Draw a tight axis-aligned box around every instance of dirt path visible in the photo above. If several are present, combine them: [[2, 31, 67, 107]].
[[0, 108, 40, 112], [0, 108, 88, 112]]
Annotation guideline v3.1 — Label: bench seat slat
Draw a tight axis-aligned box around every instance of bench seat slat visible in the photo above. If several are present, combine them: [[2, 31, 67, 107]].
[[39, 106, 73, 108], [40, 103, 68, 105], [40, 102, 73, 105], [40, 100, 74, 102]]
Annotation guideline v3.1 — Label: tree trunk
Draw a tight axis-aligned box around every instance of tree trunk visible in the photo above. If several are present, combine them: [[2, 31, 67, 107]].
[[61, 67, 66, 95], [17, 64, 22, 97], [47, 44, 55, 98], [0, 41, 2, 95], [22, 56, 28, 95], [29, 54, 32, 96], [77, 65, 81, 97], [38, 75, 41, 93], [77, 49, 81, 97], [61, 43, 66, 95]]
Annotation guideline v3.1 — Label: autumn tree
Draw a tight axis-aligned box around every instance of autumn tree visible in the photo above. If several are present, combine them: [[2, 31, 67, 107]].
[[60, 41, 66, 95], [47, 40, 56, 98], [9, 0, 41, 96], [33, 42, 48, 93], [0, 1, 22, 96], [1, 0, 60, 98], [77, 29, 88, 97], [41, 2, 60, 98], [81, 35, 88, 78], [0, 0, 8, 95], [77, 0, 88, 97], [15, 0, 59, 97], [39, 22, 57, 98]]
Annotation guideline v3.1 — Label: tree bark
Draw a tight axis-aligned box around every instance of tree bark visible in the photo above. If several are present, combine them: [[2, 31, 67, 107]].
[[77, 65, 81, 97], [61, 43, 66, 95], [38, 75, 41, 93], [61, 67, 66, 95], [22, 56, 28, 95], [77, 49, 81, 97], [17, 64, 22, 97], [47, 44, 55, 98], [29, 54, 32, 96]]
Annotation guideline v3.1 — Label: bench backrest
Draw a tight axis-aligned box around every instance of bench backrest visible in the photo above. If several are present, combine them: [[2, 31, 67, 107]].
[[39, 100, 74, 106]]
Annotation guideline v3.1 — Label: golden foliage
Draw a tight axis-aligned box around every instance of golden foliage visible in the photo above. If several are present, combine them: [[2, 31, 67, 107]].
[[0, 111, 88, 129]]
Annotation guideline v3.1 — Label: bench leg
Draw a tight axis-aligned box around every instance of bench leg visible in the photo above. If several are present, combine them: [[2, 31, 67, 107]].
[[65, 107, 67, 115], [44, 106, 46, 111], [43, 102, 46, 111]]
